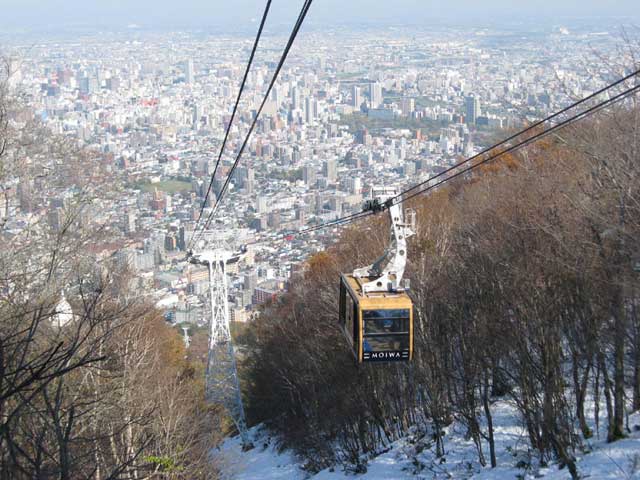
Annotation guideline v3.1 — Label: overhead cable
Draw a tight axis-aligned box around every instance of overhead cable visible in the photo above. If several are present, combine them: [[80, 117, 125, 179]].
[[189, 0, 273, 251], [290, 72, 640, 237], [197, 0, 314, 242]]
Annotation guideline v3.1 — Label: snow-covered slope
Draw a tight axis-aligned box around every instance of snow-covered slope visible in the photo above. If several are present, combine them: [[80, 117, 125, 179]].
[[217, 401, 640, 479], [217, 428, 305, 480]]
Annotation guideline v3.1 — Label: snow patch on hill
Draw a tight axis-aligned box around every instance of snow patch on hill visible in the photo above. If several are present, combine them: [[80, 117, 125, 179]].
[[216, 400, 640, 479]]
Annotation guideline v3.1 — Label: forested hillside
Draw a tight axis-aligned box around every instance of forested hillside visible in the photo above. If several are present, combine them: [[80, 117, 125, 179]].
[[0, 74, 218, 479], [242, 104, 640, 478]]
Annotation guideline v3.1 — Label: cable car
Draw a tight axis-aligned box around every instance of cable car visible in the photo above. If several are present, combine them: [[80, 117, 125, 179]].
[[339, 274, 413, 362], [339, 187, 416, 363]]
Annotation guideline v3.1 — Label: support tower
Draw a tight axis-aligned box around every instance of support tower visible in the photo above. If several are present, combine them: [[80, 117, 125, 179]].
[[190, 248, 250, 447]]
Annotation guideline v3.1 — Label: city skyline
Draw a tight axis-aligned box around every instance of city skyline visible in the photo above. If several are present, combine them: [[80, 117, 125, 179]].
[[2, 0, 638, 31], [1, 18, 624, 325]]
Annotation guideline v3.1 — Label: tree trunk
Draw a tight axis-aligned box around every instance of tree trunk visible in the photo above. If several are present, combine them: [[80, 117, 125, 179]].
[[632, 298, 640, 412], [611, 193, 627, 440], [572, 352, 592, 438], [549, 434, 579, 480], [598, 351, 615, 441], [482, 373, 497, 468], [594, 362, 601, 439], [491, 361, 509, 397], [612, 292, 626, 440]]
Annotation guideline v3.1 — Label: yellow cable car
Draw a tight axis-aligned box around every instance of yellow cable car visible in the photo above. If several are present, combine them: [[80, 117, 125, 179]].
[[338, 187, 416, 363], [339, 274, 413, 362]]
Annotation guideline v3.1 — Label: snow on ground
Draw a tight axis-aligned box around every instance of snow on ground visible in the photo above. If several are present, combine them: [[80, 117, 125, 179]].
[[217, 425, 306, 480], [217, 401, 640, 479], [541, 424, 640, 480]]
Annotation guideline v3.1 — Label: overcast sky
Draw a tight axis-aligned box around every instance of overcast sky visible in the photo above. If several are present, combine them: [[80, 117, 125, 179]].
[[2, 0, 638, 30]]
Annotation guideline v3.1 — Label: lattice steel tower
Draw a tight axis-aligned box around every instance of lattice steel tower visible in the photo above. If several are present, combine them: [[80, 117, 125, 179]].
[[190, 248, 250, 447]]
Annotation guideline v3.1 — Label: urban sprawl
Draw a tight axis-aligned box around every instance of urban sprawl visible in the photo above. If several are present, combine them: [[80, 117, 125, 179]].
[[1, 23, 619, 338]]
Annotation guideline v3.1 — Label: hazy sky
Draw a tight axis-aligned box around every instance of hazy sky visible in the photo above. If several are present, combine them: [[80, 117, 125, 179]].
[[2, 0, 639, 30]]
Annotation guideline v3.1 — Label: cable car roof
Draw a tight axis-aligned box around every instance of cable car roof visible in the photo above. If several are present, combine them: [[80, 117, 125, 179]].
[[341, 274, 412, 309]]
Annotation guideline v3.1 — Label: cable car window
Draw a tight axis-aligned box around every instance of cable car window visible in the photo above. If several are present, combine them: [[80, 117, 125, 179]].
[[344, 289, 356, 346], [363, 309, 408, 319], [363, 335, 410, 352], [339, 281, 346, 327], [363, 309, 410, 335]]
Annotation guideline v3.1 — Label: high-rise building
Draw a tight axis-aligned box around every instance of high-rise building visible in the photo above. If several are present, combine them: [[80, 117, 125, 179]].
[[313, 99, 321, 119], [192, 104, 203, 129], [178, 224, 195, 251], [185, 59, 195, 84], [465, 94, 481, 125], [348, 176, 362, 194], [302, 166, 317, 186], [256, 196, 268, 214], [323, 158, 337, 183], [246, 168, 254, 194], [304, 96, 315, 123], [213, 178, 224, 197], [123, 211, 136, 234], [355, 128, 371, 145], [401, 98, 415, 116], [165, 235, 177, 251], [78, 76, 91, 94], [370, 82, 383, 108], [106, 77, 120, 91], [243, 273, 258, 306], [292, 86, 301, 110], [271, 86, 282, 106], [352, 86, 362, 109]]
